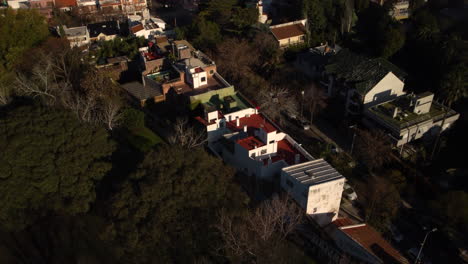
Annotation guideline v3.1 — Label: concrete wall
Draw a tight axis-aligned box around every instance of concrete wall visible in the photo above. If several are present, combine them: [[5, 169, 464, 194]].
[[306, 179, 344, 225], [363, 72, 405, 106], [281, 170, 345, 226], [189, 86, 235, 104]]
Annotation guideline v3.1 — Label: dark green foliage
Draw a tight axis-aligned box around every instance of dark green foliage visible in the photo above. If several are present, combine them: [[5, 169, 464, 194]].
[[186, 16, 222, 50], [94, 37, 146, 62], [0, 9, 49, 86], [303, 0, 326, 45], [105, 146, 248, 262], [355, 4, 404, 57], [431, 191, 468, 232], [0, 104, 115, 231], [120, 108, 162, 152]]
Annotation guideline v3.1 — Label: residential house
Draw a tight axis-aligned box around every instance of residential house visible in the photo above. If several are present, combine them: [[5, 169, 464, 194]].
[[76, 0, 98, 13], [54, 0, 77, 10], [6, 0, 29, 8], [326, 218, 409, 264], [87, 21, 120, 42], [121, 0, 147, 13], [199, 106, 313, 181], [270, 19, 307, 48], [295, 43, 342, 79], [62, 25, 90, 47], [281, 159, 345, 226], [323, 49, 407, 115], [121, 76, 164, 106], [29, 0, 54, 19], [129, 14, 166, 40], [364, 92, 459, 146], [98, 0, 120, 12], [139, 40, 232, 102], [371, 0, 409, 20]]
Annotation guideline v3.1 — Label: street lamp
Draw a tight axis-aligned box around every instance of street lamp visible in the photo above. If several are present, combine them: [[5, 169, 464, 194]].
[[415, 228, 437, 264], [300, 90, 305, 118]]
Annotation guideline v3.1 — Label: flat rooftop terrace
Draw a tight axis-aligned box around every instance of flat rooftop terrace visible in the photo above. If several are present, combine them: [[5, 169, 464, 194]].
[[368, 96, 457, 129], [282, 159, 344, 186]]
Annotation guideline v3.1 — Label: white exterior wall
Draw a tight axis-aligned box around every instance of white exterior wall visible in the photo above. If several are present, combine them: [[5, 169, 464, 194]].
[[306, 179, 345, 226], [281, 171, 345, 227], [363, 72, 405, 106]]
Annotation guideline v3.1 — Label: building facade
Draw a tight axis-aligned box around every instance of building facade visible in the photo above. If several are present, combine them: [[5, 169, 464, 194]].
[[281, 159, 345, 226], [270, 19, 307, 48]]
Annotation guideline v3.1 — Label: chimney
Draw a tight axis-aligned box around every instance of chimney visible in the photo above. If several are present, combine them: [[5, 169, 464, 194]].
[[294, 154, 300, 164], [236, 117, 240, 127], [243, 125, 247, 132]]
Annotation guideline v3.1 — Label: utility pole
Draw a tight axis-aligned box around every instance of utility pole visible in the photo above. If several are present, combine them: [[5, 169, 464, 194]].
[[415, 228, 437, 264]]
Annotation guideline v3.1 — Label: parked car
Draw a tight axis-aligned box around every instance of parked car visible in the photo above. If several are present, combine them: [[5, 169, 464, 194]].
[[343, 183, 357, 201], [298, 119, 311, 130]]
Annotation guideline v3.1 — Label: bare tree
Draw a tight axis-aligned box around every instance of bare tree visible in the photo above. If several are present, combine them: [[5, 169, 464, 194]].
[[216, 195, 303, 262], [100, 98, 122, 130], [257, 86, 299, 125], [354, 129, 393, 172], [303, 83, 327, 124], [168, 118, 207, 148], [15, 56, 59, 104]]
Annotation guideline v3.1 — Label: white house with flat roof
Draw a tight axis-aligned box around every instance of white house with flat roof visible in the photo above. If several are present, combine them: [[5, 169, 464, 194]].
[[281, 159, 345, 226], [61, 25, 90, 48]]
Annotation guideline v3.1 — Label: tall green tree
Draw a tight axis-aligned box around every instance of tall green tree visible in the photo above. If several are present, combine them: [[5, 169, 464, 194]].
[[0, 104, 115, 231], [303, 0, 327, 45], [104, 146, 248, 262], [0, 9, 49, 100], [439, 66, 468, 107]]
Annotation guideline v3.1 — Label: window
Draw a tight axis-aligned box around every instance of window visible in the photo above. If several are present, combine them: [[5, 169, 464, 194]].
[[313, 207, 317, 213], [269, 140, 275, 144], [251, 153, 256, 158], [210, 70, 214, 74], [286, 179, 294, 188], [201, 77, 206, 82], [261, 149, 267, 155]]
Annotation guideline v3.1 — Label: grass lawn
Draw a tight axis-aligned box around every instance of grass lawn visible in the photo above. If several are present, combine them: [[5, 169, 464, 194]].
[[125, 126, 163, 152]]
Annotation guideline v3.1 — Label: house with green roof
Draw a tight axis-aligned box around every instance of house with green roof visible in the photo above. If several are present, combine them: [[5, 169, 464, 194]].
[[364, 92, 459, 147], [324, 49, 407, 115]]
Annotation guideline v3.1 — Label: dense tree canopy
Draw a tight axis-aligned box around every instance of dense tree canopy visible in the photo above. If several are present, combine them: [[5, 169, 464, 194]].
[[0, 104, 115, 231], [104, 146, 248, 262]]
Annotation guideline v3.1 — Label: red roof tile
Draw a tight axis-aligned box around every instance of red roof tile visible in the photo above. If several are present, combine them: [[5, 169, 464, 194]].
[[332, 218, 354, 228], [271, 23, 306, 40], [237, 136, 265, 150], [339, 222, 409, 264], [55, 0, 76, 8], [131, 23, 144, 34]]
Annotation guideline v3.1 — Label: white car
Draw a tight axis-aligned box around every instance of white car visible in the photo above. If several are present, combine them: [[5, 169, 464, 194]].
[[343, 183, 357, 201]]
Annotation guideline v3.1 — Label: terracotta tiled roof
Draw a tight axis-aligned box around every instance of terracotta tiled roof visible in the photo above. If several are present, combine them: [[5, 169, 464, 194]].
[[55, 0, 77, 8], [227, 114, 277, 133], [336, 220, 409, 264], [332, 218, 354, 228], [270, 23, 306, 40], [237, 136, 265, 150], [131, 23, 144, 34]]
